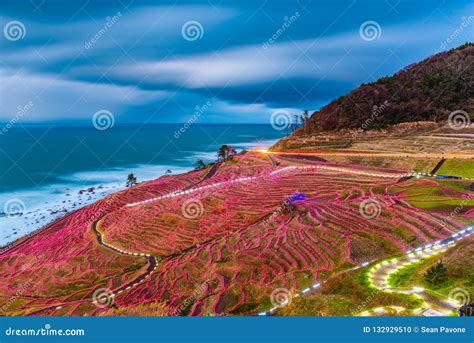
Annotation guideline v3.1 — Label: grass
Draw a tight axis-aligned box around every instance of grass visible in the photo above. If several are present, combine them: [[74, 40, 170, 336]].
[[437, 160, 474, 178], [276, 266, 422, 316], [392, 179, 474, 210], [386, 246, 474, 301], [438, 180, 474, 192], [387, 255, 438, 288], [409, 199, 474, 209]]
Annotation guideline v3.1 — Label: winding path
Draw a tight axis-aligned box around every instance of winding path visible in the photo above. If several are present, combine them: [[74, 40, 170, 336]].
[[26, 162, 227, 315], [91, 220, 158, 295], [363, 227, 473, 316], [14, 160, 472, 316]]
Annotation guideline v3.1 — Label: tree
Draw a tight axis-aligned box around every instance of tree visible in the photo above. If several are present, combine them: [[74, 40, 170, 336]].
[[303, 110, 310, 122], [217, 145, 237, 161], [300, 110, 311, 134], [126, 173, 137, 187], [293, 114, 299, 131], [424, 261, 447, 286], [195, 159, 206, 170], [165, 169, 172, 175]]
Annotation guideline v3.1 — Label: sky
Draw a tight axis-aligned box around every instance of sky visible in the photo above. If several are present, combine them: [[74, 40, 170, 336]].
[[0, 0, 472, 124]]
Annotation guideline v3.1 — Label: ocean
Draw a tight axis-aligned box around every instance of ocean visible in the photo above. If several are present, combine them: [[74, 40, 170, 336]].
[[0, 124, 286, 245]]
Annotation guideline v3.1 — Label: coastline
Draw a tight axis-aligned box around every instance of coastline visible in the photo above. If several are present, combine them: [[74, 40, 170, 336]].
[[0, 164, 191, 247], [0, 139, 279, 247]]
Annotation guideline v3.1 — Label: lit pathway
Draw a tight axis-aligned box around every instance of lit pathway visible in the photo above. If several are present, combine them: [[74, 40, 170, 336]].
[[26, 160, 470, 316], [362, 226, 473, 316], [92, 220, 158, 298], [126, 165, 412, 208], [258, 226, 473, 316], [27, 220, 159, 316], [257, 149, 474, 180], [258, 148, 474, 160]]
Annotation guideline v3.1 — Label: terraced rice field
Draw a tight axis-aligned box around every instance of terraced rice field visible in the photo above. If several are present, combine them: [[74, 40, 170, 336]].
[[0, 154, 471, 316]]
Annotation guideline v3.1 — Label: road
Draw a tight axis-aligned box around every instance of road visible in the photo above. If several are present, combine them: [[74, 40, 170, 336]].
[[258, 149, 474, 160]]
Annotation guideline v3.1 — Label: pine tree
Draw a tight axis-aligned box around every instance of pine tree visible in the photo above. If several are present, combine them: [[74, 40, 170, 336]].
[[195, 159, 206, 169], [217, 145, 237, 161], [126, 173, 137, 187], [423, 261, 447, 285]]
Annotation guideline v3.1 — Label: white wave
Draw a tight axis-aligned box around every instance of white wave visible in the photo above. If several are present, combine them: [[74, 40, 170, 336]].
[[180, 151, 217, 163], [0, 163, 191, 246]]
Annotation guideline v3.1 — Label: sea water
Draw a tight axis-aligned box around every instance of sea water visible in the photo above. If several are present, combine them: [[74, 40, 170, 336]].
[[0, 123, 285, 245]]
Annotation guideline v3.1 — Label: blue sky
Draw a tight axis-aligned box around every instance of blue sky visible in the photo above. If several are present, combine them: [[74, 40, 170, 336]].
[[0, 0, 472, 124]]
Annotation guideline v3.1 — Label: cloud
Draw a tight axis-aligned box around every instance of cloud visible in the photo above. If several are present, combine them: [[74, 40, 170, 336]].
[[207, 100, 302, 124], [0, 70, 167, 121], [104, 20, 452, 93], [1, 0, 471, 123], [1, 5, 237, 66]]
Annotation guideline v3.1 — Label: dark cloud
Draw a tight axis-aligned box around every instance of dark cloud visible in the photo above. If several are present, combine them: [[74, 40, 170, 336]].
[[1, 0, 472, 123]]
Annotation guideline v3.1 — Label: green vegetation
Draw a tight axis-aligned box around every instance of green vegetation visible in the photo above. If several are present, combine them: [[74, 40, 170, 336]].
[[277, 266, 422, 316], [195, 159, 206, 170], [126, 173, 137, 187], [294, 43, 473, 133], [386, 241, 474, 301], [424, 261, 448, 286], [100, 302, 168, 316], [217, 145, 237, 161], [391, 179, 474, 210], [408, 198, 474, 209], [388, 257, 435, 288], [437, 160, 474, 178]]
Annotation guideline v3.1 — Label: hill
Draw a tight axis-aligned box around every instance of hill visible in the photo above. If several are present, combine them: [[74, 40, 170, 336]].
[[0, 153, 472, 316], [291, 43, 473, 135]]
